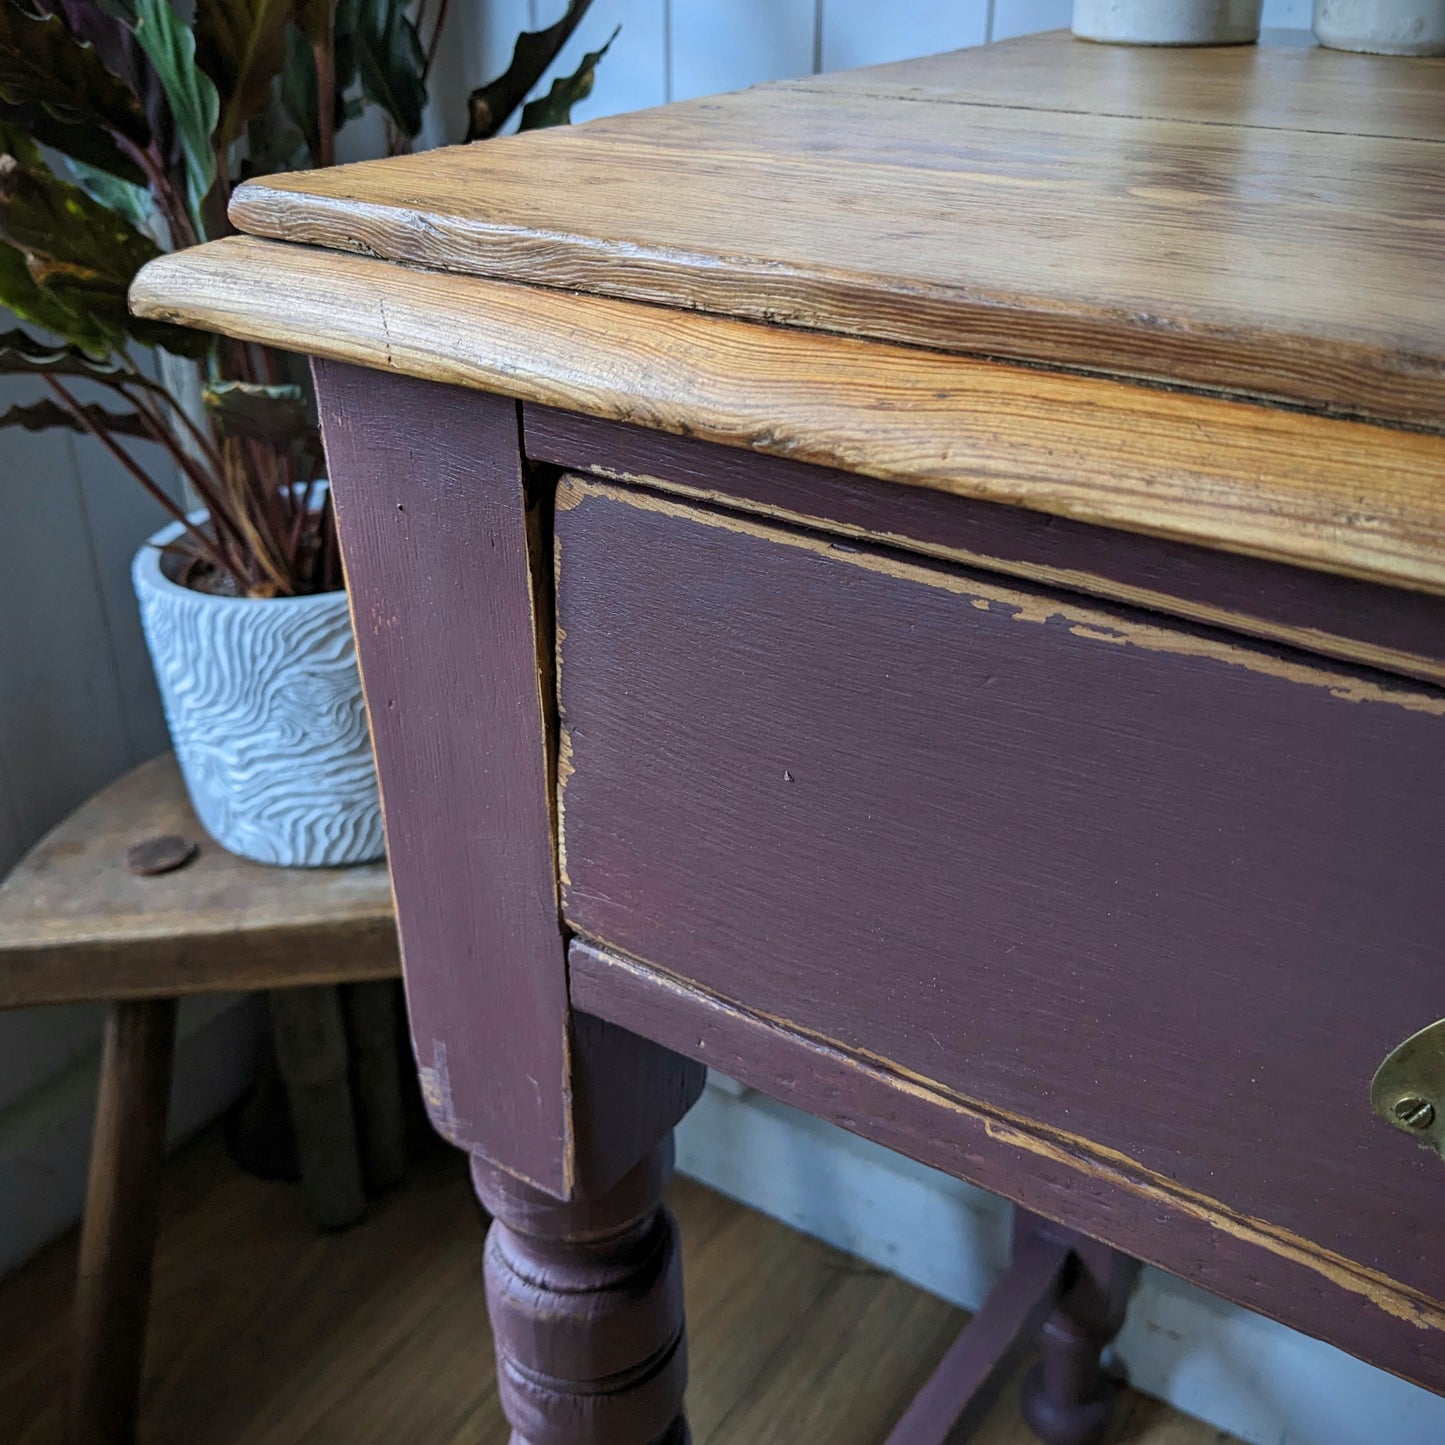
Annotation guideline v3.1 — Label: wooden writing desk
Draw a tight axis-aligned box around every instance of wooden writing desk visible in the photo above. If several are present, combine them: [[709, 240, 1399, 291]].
[[134, 31, 1445, 1445]]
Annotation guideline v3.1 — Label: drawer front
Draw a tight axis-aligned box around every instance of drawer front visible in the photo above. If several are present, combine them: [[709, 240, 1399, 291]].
[[554, 477, 1445, 1317]]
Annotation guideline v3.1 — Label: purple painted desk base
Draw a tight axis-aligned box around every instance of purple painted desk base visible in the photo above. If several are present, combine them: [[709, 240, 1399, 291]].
[[313, 362, 1445, 1445], [884, 1213, 1139, 1445]]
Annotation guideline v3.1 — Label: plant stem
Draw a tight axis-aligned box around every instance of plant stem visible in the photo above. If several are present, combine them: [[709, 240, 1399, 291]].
[[125, 388, 246, 551], [125, 377, 226, 478], [314, 0, 340, 169], [118, 382, 266, 587], [43, 374, 232, 576], [123, 137, 198, 250]]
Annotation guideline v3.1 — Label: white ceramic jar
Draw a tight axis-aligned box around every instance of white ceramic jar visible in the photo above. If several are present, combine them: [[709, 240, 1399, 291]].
[[133, 511, 384, 867], [1073, 0, 1265, 43], [1313, 0, 1445, 53]]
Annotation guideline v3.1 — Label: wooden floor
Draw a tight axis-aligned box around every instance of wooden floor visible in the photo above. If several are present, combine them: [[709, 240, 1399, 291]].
[[0, 1129, 1239, 1444]]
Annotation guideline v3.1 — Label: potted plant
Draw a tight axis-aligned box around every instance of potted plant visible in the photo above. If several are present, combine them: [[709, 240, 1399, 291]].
[[0, 0, 613, 865]]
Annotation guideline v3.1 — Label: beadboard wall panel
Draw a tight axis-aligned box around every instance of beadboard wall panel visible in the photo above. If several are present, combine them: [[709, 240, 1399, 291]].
[[822, 1, 988, 70], [0, 369, 168, 1107], [990, 0, 1072, 41], [538, 0, 670, 116], [495, 1, 1312, 132], [0, 406, 135, 876], [670, 0, 819, 101], [0, 378, 155, 1247], [0, 357, 259, 1278]]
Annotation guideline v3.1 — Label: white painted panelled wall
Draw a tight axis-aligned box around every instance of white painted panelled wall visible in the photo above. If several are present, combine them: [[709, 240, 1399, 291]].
[[3, 4, 1437, 1443]]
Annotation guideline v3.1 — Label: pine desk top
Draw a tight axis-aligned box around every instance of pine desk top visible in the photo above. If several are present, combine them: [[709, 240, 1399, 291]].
[[132, 32, 1445, 594]]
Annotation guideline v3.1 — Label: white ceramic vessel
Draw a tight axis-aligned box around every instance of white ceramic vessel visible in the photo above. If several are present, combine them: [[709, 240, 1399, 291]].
[[1072, 0, 1264, 43], [1313, 0, 1445, 53], [133, 511, 384, 867]]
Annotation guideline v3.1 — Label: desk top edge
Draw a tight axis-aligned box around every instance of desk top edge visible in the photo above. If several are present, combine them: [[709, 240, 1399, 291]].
[[220, 32, 1445, 429], [131, 236, 1445, 599]]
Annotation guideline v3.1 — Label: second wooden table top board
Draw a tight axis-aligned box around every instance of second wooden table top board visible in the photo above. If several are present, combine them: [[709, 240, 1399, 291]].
[[227, 31, 1445, 426], [133, 32, 1445, 601]]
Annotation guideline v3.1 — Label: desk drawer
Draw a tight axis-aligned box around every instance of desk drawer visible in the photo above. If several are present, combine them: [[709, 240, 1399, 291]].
[[554, 477, 1445, 1333]]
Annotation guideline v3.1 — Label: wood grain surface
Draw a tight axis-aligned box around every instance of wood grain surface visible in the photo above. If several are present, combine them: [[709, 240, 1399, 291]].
[[67, 998, 176, 1445], [225, 34, 1445, 427], [131, 238, 1445, 597], [0, 754, 397, 1008], [808, 28, 1445, 138], [555, 479, 1445, 1391], [314, 364, 701, 1199]]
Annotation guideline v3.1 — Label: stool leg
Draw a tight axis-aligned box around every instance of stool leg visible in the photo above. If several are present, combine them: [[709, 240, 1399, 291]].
[[340, 980, 407, 1193], [67, 997, 177, 1445], [269, 986, 367, 1230]]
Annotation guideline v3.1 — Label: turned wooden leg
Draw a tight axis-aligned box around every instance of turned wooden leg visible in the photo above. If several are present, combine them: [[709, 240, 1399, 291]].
[[1020, 1215, 1141, 1445], [67, 997, 177, 1445], [472, 1139, 689, 1445]]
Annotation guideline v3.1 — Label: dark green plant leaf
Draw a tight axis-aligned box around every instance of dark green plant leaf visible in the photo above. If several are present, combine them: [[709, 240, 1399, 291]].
[[0, 96, 146, 187], [0, 325, 137, 379], [277, 0, 358, 165], [35, 2, 189, 185], [466, 0, 594, 142], [518, 25, 616, 132], [277, 20, 319, 160], [1, 395, 150, 437], [353, 0, 425, 139], [0, 166, 204, 359], [294, 0, 331, 43], [62, 155, 155, 229], [0, 240, 111, 351], [0, 152, 145, 351], [195, 0, 294, 147], [333, 0, 358, 109], [0, 3, 151, 181], [130, 313, 210, 358], [131, 0, 220, 221], [204, 378, 311, 444], [246, 63, 309, 175], [0, 156, 158, 276], [0, 113, 39, 165]]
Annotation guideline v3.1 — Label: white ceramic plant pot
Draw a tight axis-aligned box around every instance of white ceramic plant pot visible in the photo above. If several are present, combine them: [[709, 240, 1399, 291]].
[[133, 511, 384, 867], [1073, 0, 1264, 43], [1313, 0, 1445, 52]]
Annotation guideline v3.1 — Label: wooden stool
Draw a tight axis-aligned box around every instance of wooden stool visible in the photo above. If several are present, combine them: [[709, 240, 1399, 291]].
[[0, 753, 402, 1445]]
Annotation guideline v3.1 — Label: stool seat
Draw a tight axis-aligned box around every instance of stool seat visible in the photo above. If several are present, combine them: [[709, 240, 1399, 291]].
[[0, 753, 397, 1008], [0, 751, 404, 1445]]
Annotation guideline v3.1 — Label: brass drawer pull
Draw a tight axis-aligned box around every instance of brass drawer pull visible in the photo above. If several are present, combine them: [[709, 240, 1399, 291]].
[[1372, 1021, 1445, 1160]]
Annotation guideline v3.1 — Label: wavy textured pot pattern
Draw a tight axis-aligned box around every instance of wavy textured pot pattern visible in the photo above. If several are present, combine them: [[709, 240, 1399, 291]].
[[133, 514, 384, 866]]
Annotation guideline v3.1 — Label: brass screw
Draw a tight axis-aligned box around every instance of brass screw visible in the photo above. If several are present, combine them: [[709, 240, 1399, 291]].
[[1394, 1097, 1436, 1131]]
